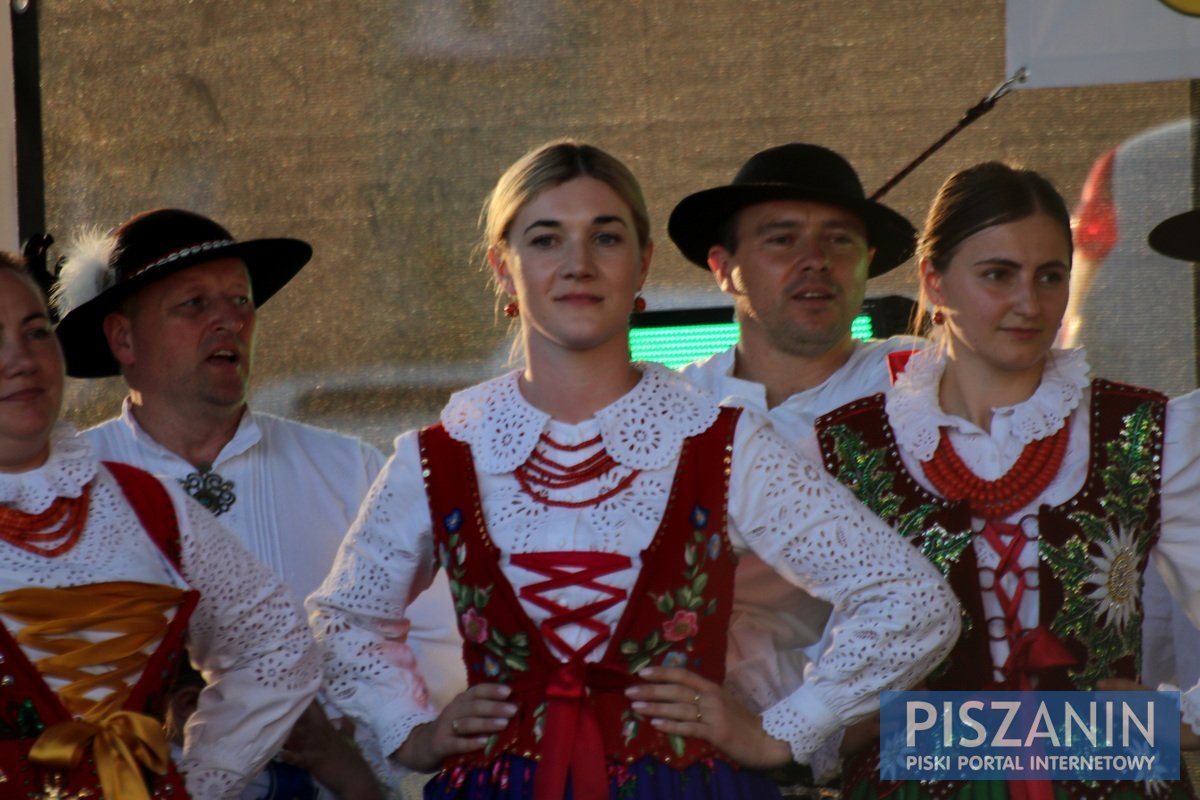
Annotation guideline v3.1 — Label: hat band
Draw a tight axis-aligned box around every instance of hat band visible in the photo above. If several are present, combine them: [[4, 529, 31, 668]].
[[123, 239, 236, 281]]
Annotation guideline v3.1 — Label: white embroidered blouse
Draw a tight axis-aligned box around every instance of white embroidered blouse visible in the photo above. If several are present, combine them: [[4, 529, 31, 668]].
[[882, 347, 1200, 730], [0, 423, 322, 799], [307, 363, 959, 767]]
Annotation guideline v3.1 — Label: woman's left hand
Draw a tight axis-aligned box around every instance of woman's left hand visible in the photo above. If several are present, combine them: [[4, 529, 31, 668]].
[[625, 666, 792, 769], [1096, 677, 1200, 750]]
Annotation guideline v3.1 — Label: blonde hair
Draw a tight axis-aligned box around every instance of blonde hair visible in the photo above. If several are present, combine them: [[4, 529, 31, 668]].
[[482, 140, 650, 256], [481, 141, 650, 360]]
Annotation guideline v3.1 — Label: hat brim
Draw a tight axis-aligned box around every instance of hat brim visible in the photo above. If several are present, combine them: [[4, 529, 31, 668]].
[[668, 184, 916, 278], [57, 237, 313, 378], [1148, 210, 1200, 262]]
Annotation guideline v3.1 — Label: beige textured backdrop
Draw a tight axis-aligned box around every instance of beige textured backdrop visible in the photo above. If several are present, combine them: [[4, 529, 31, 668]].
[[37, 0, 1192, 449]]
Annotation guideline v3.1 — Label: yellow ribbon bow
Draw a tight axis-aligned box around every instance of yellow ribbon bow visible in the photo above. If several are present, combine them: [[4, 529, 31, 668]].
[[0, 581, 185, 800]]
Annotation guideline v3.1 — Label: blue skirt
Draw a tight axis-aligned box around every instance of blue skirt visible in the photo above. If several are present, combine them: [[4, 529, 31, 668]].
[[423, 755, 783, 799]]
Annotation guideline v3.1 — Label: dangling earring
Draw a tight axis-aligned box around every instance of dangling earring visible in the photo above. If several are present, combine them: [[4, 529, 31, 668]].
[[932, 309, 946, 325], [633, 294, 647, 313], [504, 301, 519, 318]]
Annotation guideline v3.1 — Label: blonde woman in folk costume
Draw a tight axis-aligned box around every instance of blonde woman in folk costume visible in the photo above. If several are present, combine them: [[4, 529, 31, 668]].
[[308, 140, 959, 799], [0, 254, 320, 799], [815, 162, 1200, 799]]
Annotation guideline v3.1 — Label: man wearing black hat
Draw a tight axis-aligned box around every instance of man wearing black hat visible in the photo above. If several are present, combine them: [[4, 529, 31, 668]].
[[669, 144, 922, 776], [670, 143, 920, 443], [54, 208, 462, 799]]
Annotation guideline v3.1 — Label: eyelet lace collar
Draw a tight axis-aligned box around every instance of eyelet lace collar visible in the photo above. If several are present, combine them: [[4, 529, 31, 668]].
[[886, 346, 1090, 461], [442, 362, 720, 473], [0, 422, 97, 513]]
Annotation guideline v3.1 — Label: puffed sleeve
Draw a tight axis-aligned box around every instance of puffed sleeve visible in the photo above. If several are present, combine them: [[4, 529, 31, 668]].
[[1152, 389, 1200, 734], [170, 485, 322, 799], [306, 430, 441, 761], [725, 411, 959, 764]]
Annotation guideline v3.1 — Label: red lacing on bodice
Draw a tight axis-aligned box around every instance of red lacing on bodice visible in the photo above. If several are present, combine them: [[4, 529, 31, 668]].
[[510, 551, 632, 660], [509, 551, 634, 800], [977, 519, 1074, 691]]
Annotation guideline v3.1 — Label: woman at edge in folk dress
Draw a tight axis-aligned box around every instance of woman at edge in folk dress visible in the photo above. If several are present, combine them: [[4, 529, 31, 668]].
[[0, 254, 321, 799], [307, 140, 960, 799], [814, 162, 1200, 799]]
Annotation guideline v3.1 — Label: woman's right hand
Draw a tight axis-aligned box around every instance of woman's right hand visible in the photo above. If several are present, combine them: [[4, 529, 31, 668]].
[[392, 683, 518, 771]]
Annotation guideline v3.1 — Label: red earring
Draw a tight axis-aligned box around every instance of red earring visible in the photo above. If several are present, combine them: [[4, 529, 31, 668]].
[[932, 309, 945, 325], [633, 295, 647, 313], [504, 301, 519, 318]]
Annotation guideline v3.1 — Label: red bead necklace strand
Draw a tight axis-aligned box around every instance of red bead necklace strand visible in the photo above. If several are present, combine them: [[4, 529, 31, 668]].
[[0, 483, 92, 557], [921, 424, 1069, 519], [513, 433, 641, 509]]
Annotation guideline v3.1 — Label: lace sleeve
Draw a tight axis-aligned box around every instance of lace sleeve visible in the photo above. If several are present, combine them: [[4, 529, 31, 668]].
[[306, 431, 441, 759], [172, 485, 322, 800], [726, 415, 959, 763]]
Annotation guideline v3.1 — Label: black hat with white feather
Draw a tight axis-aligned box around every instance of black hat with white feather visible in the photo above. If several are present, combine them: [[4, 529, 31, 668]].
[[53, 208, 312, 378]]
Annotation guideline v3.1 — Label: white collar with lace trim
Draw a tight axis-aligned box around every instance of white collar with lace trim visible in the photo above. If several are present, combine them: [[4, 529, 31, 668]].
[[0, 422, 97, 513], [886, 346, 1090, 461], [441, 362, 721, 474]]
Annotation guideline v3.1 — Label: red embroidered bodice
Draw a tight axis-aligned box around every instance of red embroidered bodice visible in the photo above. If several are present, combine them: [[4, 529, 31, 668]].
[[0, 463, 197, 800], [816, 381, 1196, 799], [418, 408, 741, 795]]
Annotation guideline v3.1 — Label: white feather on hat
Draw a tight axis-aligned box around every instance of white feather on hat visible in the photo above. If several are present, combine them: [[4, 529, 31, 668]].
[[51, 227, 119, 319]]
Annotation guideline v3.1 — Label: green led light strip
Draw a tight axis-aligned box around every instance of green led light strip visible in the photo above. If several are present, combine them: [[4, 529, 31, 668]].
[[630, 315, 875, 369]]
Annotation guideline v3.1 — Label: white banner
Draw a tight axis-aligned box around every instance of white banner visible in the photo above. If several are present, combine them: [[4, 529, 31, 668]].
[[1007, 0, 1200, 89]]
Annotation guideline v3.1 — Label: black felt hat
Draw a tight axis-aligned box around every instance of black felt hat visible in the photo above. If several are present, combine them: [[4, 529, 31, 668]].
[[668, 143, 916, 277], [1148, 209, 1200, 262], [54, 208, 312, 378]]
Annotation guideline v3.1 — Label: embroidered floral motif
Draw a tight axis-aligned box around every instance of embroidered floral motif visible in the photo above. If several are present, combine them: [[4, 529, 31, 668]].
[[461, 607, 489, 644], [438, 516, 531, 682], [1085, 524, 1140, 632], [823, 425, 972, 575], [618, 505, 725, 760], [662, 609, 699, 642], [621, 511, 721, 676], [661, 650, 688, 668], [1042, 403, 1161, 688]]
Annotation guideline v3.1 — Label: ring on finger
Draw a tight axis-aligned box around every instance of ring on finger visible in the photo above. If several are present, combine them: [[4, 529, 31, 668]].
[[692, 693, 701, 706], [451, 718, 461, 734], [695, 707, 703, 722]]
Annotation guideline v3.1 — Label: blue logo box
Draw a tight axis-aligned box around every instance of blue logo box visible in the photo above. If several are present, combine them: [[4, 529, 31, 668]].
[[879, 691, 1180, 781]]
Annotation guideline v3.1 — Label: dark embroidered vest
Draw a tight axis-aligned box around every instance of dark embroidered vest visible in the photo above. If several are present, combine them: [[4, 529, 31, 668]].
[[418, 408, 740, 780], [0, 463, 198, 799], [816, 381, 1196, 799]]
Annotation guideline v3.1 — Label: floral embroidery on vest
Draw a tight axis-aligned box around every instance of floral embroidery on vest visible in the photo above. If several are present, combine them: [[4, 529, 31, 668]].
[[617, 504, 728, 758], [823, 384, 1187, 799], [621, 506, 721, 674], [419, 409, 740, 783], [1043, 398, 1163, 688], [437, 509, 532, 684], [821, 422, 972, 576]]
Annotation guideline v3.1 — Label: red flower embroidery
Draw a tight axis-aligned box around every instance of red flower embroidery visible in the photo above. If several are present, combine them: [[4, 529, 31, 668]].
[[461, 607, 489, 643], [662, 609, 698, 642]]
